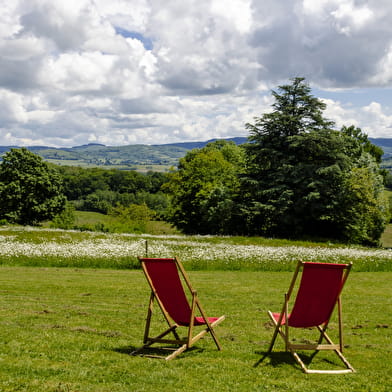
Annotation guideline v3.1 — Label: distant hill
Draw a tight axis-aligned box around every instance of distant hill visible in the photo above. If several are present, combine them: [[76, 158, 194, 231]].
[[0, 136, 391, 172], [369, 138, 392, 170], [0, 137, 247, 171]]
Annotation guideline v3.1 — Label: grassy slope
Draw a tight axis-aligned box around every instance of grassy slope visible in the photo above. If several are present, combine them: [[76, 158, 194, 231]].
[[67, 210, 179, 235], [0, 267, 391, 391], [381, 224, 392, 247], [73, 210, 392, 246]]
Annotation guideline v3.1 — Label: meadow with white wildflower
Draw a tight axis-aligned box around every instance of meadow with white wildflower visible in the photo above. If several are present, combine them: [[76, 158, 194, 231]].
[[0, 226, 391, 271]]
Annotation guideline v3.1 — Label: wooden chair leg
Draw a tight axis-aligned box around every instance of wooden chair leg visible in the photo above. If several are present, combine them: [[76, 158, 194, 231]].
[[267, 313, 280, 352]]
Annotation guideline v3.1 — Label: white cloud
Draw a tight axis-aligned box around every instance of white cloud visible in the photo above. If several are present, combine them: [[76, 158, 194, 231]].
[[95, 0, 150, 32], [323, 98, 392, 138], [19, 0, 94, 51], [0, 89, 28, 124], [331, 1, 373, 35], [210, 0, 253, 34], [0, 0, 391, 148], [0, 36, 46, 61], [0, 2, 22, 38], [369, 44, 392, 86], [362, 102, 392, 137], [322, 98, 361, 129], [40, 52, 116, 92]]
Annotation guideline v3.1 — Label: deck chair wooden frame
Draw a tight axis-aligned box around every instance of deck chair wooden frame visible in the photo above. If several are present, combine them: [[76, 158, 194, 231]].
[[267, 261, 355, 374], [132, 257, 225, 360]]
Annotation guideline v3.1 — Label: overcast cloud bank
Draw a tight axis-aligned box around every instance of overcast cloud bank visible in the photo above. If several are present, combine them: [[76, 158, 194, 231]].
[[0, 0, 391, 147]]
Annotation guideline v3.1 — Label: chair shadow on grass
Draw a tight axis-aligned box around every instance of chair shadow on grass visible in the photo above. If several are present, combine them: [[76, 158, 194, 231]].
[[113, 345, 138, 355], [254, 350, 339, 370], [113, 344, 203, 359], [254, 351, 295, 368]]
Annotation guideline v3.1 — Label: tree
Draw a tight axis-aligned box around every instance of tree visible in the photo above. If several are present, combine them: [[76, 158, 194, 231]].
[[111, 203, 156, 233], [164, 140, 244, 234], [0, 148, 66, 225], [57, 166, 169, 215], [241, 77, 388, 244], [50, 202, 75, 230], [339, 164, 388, 245]]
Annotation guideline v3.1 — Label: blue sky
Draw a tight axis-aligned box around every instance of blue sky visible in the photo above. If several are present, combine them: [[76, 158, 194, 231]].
[[0, 0, 391, 147], [114, 28, 153, 50], [314, 88, 392, 107]]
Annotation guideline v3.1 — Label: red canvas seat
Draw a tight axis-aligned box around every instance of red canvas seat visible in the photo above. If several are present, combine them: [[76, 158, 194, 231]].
[[132, 257, 225, 360], [267, 261, 355, 374]]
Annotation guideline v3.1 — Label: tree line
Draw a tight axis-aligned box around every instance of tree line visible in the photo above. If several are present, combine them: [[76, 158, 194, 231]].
[[164, 78, 390, 246], [57, 166, 168, 217], [0, 149, 169, 227], [0, 78, 390, 245]]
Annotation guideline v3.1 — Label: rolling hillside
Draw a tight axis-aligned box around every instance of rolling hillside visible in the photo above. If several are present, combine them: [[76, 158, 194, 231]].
[[0, 136, 391, 172]]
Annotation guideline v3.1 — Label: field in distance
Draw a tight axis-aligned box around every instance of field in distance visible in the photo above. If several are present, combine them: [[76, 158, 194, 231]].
[[1, 137, 390, 172]]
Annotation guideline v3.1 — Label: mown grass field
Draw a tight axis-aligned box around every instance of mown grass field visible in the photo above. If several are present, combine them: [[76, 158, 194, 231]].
[[0, 226, 391, 391], [0, 267, 391, 391]]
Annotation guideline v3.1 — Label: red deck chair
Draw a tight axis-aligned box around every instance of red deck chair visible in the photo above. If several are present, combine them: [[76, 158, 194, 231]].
[[267, 261, 355, 374], [132, 257, 225, 360]]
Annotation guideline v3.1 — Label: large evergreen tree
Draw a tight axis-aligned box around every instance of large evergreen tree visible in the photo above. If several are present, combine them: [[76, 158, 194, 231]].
[[0, 148, 66, 225], [241, 77, 388, 245]]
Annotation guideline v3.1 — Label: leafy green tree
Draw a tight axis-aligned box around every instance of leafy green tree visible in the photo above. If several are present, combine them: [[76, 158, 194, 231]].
[[164, 140, 244, 234], [0, 148, 66, 225], [131, 191, 169, 218], [50, 202, 75, 230], [340, 125, 384, 164], [58, 166, 169, 214], [112, 203, 156, 222], [339, 164, 388, 245], [241, 77, 388, 244], [385, 171, 392, 190], [81, 190, 115, 214], [111, 203, 156, 233]]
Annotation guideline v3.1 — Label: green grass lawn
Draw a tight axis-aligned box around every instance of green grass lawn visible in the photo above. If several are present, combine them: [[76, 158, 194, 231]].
[[381, 223, 392, 248], [0, 267, 391, 391], [71, 211, 179, 235]]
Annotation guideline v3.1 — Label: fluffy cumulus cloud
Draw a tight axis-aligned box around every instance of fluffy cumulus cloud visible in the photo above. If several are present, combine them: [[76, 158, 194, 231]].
[[0, 0, 391, 147]]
